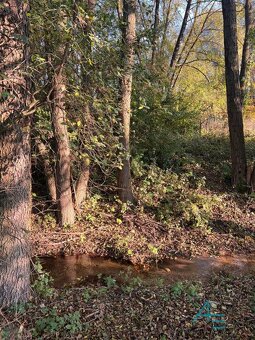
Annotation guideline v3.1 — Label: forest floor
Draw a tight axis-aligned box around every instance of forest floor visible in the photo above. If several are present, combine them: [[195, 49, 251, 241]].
[[1, 272, 254, 339], [31, 196, 255, 265], [1, 136, 255, 339], [31, 135, 255, 265]]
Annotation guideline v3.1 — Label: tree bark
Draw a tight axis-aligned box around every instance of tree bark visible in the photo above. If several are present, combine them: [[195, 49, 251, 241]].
[[0, 0, 31, 308], [151, 0, 160, 65], [222, 0, 247, 189], [118, 0, 136, 203], [240, 0, 252, 105], [51, 60, 75, 226], [35, 137, 57, 202]]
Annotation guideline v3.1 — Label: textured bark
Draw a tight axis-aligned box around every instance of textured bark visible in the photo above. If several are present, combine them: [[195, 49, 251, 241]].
[[36, 138, 57, 202], [222, 0, 247, 189], [51, 65, 75, 226], [118, 0, 136, 203], [240, 0, 252, 105], [151, 0, 160, 65], [0, 0, 31, 308]]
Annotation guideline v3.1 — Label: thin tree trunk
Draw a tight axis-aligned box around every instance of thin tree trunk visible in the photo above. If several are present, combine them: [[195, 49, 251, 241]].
[[171, 2, 212, 88], [51, 58, 75, 226], [151, 0, 160, 65], [35, 138, 57, 202], [222, 0, 247, 189], [75, 159, 90, 208], [170, 0, 192, 71], [118, 0, 136, 203], [75, 0, 96, 209], [0, 0, 31, 308], [240, 0, 252, 105], [160, 0, 172, 53]]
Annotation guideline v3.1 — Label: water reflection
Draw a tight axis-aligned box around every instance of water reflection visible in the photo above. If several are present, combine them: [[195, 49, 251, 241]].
[[40, 254, 255, 288]]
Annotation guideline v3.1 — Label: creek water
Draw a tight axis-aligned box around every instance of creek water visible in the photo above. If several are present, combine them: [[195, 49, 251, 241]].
[[40, 254, 255, 288]]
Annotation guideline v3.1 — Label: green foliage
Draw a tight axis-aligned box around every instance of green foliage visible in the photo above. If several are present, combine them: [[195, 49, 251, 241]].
[[133, 87, 202, 168], [121, 276, 143, 294], [171, 282, 184, 298], [186, 283, 200, 299], [0, 329, 9, 340], [82, 288, 92, 303], [33, 308, 82, 336], [171, 281, 201, 299], [32, 261, 54, 298], [148, 244, 159, 255], [7, 302, 28, 315], [103, 275, 117, 288], [134, 163, 217, 229]]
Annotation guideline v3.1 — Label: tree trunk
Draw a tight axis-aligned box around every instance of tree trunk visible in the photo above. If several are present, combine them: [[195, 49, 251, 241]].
[[171, 1, 212, 89], [118, 0, 136, 203], [75, 0, 96, 209], [222, 0, 247, 189], [160, 0, 173, 53], [0, 0, 31, 308], [151, 0, 160, 65], [240, 0, 252, 105], [75, 159, 90, 208], [170, 0, 192, 71], [35, 137, 57, 202], [51, 63, 75, 226]]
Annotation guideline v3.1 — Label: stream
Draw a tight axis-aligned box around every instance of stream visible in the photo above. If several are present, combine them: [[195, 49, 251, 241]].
[[40, 254, 255, 288]]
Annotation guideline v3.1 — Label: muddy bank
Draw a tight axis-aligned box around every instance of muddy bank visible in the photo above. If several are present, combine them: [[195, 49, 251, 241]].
[[31, 209, 255, 265]]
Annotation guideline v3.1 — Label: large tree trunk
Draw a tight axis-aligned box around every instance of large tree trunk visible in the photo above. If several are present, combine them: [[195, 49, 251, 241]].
[[240, 0, 252, 105], [222, 0, 247, 189], [0, 0, 31, 308], [118, 0, 136, 203], [51, 63, 75, 226]]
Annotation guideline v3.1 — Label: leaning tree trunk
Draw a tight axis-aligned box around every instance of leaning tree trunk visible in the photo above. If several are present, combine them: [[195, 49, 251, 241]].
[[240, 0, 252, 106], [169, 0, 192, 87], [118, 0, 136, 203], [0, 0, 31, 308], [222, 0, 247, 190], [51, 63, 75, 226]]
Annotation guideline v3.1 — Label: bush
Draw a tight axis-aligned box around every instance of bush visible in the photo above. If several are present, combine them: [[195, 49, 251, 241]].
[[133, 162, 217, 229], [32, 260, 54, 298]]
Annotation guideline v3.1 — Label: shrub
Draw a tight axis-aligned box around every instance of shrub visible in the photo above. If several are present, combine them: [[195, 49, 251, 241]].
[[134, 163, 217, 229], [32, 260, 54, 298]]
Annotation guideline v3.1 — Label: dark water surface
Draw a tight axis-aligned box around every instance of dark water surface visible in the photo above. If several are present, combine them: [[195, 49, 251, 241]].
[[39, 254, 255, 288]]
